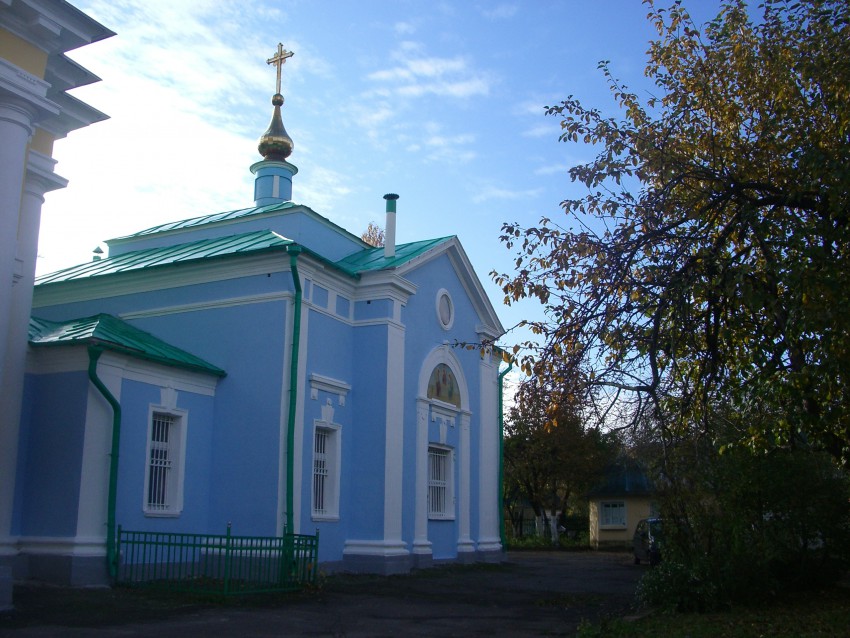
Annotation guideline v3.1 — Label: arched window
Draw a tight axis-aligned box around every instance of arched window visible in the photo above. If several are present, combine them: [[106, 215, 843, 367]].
[[426, 363, 461, 408]]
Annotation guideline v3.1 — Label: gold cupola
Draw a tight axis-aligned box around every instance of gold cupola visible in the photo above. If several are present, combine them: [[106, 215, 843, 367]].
[[257, 44, 295, 161], [257, 92, 294, 161]]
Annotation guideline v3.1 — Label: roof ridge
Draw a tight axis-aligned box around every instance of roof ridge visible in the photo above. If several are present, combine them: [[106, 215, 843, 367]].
[[36, 229, 293, 286], [107, 202, 296, 242]]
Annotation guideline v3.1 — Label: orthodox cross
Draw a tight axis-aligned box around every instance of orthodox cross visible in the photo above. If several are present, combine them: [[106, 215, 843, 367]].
[[267, 43, 294, 95]]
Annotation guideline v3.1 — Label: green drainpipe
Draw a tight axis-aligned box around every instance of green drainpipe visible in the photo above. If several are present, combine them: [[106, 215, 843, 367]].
[[285, 245, 303, 535], [498, 359, 513, 549], [87, 346, 121, 582]]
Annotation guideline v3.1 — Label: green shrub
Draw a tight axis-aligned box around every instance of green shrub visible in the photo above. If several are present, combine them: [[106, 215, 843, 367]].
[[640, 447, 850, 612]]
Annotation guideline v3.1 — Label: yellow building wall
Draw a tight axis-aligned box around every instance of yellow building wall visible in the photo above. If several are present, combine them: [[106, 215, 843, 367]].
[[1, 32, 57, 158], [589, 496, 654, 549], [0, 31, 48, 78], [30, 128, 55, 156]]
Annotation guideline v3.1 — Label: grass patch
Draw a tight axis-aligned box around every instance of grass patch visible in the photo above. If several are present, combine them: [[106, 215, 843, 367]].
[[578, 586, 850, 638]]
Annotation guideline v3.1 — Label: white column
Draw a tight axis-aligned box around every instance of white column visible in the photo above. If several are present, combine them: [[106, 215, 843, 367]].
[[0, 105, 38, 554], [0, 151, 67, 542], [413, 399, 431, 556], [457, 412, 474, 554], [0, 99, 36, 393], [477, 355, 501, 552]]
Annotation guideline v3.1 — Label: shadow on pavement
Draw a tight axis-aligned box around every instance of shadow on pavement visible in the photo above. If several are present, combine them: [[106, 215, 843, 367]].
[[0, 551, 645, 637]]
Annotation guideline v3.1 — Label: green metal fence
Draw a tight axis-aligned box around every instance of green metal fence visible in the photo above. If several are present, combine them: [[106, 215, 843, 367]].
[[116, 524, 319, 595]]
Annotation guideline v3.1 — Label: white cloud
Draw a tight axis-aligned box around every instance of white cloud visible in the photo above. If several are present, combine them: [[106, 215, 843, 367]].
[[522, 123, 558, 138], [534, 163, 572, 176], [480, 4, 518, 20], [296, 165, 353, 216], [471, 185, 542, 204], [367, 51, 490, 100], [394, 21, 416, 35], [37, 0, 279, 274]]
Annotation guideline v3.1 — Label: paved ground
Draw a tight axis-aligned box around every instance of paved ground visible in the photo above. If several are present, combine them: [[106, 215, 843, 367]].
[[0, 551, 646, 637]]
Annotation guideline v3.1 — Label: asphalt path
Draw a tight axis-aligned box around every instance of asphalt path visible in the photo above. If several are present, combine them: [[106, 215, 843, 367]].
[[1, 551, 646, 637]]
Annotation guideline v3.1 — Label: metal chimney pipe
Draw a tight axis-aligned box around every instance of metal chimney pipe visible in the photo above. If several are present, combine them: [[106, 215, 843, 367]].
[[383, 193, 398, 259]]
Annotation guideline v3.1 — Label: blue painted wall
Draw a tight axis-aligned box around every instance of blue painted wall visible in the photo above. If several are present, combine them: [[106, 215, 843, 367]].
[[15, 370, 89, 537], [399, 253, 491, 559], [27, 228, 500, 569], [115, 378, 216, 534]]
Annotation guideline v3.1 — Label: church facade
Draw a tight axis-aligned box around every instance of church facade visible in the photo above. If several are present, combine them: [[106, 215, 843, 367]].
[[7, 37, 506, 586]]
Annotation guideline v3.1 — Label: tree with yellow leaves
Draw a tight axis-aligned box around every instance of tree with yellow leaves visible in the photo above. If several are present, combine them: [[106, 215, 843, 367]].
[[494, 0, 850, 465]]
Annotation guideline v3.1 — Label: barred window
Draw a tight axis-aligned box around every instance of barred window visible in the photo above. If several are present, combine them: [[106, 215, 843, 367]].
[[313, 428, 329, 515], [144, 410, 185, 516], [312, 424, 340, 520], [428, 446, 453, 519]]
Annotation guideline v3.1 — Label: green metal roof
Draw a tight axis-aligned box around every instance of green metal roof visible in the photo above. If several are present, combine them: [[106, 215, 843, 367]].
[[109, 201, 298, 240], [335, 236, 454, 272], [587, 458, 655, 498], [29, 314, 226, 377], [36, 230, 296, 285], [36, 228, 454, 287]]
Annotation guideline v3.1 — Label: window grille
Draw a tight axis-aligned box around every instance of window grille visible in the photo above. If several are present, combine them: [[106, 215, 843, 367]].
[[148, 413, 175, 511], [313, 428, 329, 515], [428, 447, 449, 517]]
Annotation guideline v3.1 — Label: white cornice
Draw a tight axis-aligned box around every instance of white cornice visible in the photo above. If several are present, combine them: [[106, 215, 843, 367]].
[[26, 345, 219, 395], [0, 57, 60, 120], [353, 271, 417, 303], [309, 373, 351, 404], [1, 0, 114, 55], [119, 291, 293, 321], [26, 149, 67, 194]]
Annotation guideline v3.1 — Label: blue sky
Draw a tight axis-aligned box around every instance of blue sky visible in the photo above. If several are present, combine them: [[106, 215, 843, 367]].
[[41, 0, 723, 352]]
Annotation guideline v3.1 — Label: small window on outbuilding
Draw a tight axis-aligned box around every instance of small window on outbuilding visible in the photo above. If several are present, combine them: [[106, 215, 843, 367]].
[[600, 501, 626, 528]]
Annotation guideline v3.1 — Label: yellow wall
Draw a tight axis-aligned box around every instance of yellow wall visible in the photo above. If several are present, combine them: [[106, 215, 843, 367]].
[[1, 32, 57, 158], [0, 30, 48, 78], [589, 496, 654, 549], [30, 128, 55, 156]]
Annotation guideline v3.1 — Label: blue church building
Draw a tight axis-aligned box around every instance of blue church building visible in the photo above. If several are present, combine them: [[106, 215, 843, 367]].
[[9, 42, 506, 586]]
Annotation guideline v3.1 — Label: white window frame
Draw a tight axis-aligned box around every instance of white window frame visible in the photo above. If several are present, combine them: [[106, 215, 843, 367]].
[[311, 421, 341, 521], [427, 444, 455, 520], [600, 501, 626, 529], [143, 406, 188, 517]]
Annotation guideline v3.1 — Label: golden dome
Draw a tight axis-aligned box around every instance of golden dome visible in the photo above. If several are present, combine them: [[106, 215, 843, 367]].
[[257, 93, 294, 161]]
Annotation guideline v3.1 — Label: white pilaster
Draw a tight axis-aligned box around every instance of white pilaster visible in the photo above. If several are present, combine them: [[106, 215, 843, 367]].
[[413, 399, 431, 555], [76, 354, 123, 543], [383, 312, 405, 548], [457, 412, 474, 553], [293, 298, 309, 533], [477, 354, 501, 552]]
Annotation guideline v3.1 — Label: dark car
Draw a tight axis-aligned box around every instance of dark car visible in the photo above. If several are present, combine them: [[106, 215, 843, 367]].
[[633, 517, 663, 566]]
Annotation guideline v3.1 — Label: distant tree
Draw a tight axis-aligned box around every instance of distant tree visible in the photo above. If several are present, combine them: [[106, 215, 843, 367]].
[[493, 0, 850, 465], [361, 222, 385, 247], [504, 377, 616, 538]]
